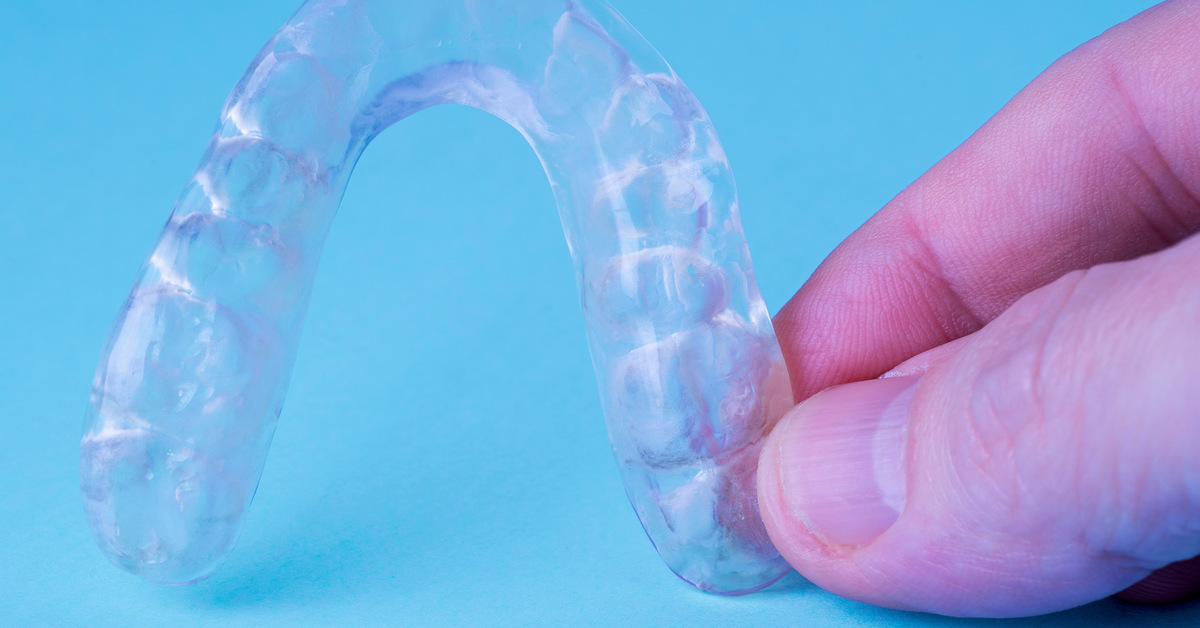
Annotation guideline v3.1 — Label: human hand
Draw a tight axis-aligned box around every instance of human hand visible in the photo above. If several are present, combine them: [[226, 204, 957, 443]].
[[756, 0, 1200, 617]]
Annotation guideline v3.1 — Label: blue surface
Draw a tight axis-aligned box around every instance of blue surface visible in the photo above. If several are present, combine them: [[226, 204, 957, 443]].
[[1, 0, 1196, 625]]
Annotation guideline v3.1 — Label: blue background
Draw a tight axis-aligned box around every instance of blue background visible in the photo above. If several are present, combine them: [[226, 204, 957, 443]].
[[1, 0, 1195, 625]]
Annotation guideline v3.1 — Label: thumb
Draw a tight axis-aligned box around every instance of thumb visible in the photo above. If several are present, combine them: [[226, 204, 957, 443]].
[[757, 235, 1200, 617]]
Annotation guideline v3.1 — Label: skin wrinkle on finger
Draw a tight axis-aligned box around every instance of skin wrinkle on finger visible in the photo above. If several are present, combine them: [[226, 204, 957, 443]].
[[1104, 5, 1200, 218], [1000, 272, 1085, 532], [1076, 265, 1149, 562], [781, 228, 981, 397], [1103, 54, 1200, 244], [898, 209, 986, 342], [928, 276, 1078, 541]]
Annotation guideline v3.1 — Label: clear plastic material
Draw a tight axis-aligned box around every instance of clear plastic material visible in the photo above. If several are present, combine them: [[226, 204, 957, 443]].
[[80, 0, 794, 594]]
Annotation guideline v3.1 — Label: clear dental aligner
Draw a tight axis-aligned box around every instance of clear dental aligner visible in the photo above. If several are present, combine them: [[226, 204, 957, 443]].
[[80, 0, 795, 595]]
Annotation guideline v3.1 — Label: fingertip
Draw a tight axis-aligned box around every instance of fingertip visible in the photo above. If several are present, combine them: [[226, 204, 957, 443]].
[[756, 405, 796, 554], [756, 400, 836, 574], [756, 380, 920, 607]]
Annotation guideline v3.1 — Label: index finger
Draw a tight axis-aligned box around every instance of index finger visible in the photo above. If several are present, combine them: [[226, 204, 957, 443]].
[[774, 0, 1200, 400]]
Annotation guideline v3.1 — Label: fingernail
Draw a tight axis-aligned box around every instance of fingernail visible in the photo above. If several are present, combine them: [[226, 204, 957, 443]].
[[776, 375, 919, 546]]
